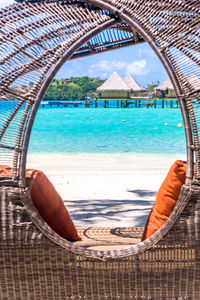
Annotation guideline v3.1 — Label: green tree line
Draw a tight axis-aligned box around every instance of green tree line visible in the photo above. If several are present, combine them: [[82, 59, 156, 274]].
[[146, 80, 160, 92], [44, 76, 104, 101]]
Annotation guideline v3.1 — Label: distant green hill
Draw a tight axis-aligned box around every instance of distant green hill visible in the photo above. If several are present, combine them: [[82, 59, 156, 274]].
[[9, 77, 159, 100], [44, 76, 105, 101]]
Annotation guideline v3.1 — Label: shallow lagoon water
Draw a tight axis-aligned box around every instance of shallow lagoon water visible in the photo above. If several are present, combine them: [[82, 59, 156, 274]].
[[29, 106, 185, 155]]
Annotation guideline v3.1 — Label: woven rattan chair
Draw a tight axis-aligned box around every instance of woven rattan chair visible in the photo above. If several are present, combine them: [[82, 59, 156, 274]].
[[0, 0, 200, 299]]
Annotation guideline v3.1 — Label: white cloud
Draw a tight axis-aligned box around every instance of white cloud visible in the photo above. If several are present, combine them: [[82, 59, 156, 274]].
[[0, 0, 14, 8], [90, 60, 127, 72], [88, 68, 108, 79], [90, 59, 149, 75], [126, 59, 149, 76], [89, 59, 149, 77]]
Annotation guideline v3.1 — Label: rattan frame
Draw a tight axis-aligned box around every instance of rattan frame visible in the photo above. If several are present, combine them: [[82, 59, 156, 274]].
[[1, 0, 199, 185], [20, 0, 194, 184], [0, 0, 200, 298]]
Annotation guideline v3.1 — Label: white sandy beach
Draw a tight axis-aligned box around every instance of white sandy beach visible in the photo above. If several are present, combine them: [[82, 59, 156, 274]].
[[27, 153, 186, 227]]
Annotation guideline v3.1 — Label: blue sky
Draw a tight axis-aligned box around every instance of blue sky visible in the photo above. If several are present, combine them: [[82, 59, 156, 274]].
[[58, 43, 167, 87], [1, 0, 168, 87]]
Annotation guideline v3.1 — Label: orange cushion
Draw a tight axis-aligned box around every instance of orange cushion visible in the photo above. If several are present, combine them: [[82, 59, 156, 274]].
[[0, 166, 81, 242], [141, 160, 186, 241], [0, 165, 12, 176]]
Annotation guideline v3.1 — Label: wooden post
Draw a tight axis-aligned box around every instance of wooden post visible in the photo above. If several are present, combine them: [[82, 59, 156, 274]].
[[95, 100, 98, 108], [138, 100, 141, 107], [162, 99, 164, 108], [176, 100, 179, 108], [117, 100, 119, 107], [121, 100, 123, 107], [170, 100, 173, 108], [154, 100, 156, 108], [103, 100, 106, 108], [135, 100, 138, 107], [107, 100, 109, 108], [166, 100, 168, 108]]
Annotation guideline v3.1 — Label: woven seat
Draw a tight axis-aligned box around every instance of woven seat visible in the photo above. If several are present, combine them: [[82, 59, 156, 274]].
[[0, 0, 200, 299], [74, 226, 142, 250]]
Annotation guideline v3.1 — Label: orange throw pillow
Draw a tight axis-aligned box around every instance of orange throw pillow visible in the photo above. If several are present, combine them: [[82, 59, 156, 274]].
[[0, 166, 81, 242], [0, 165, 12, 176], [141, 160, 186, 241], [29, 170, 81, 242]]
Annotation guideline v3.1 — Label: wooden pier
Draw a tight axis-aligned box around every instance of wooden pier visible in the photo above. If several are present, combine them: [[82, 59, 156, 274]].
[[41, 98, 179, 108], [92, 98, 179, 108], [40, 100, 92, 107]]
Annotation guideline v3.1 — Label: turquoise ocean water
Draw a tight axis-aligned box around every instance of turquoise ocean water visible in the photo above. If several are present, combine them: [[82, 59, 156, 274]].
[[29, 103, 186, 156]]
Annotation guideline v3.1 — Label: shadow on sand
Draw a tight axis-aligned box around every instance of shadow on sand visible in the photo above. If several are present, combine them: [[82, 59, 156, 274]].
[[127, 189, 156, 198], [64, 189, 156, 227]]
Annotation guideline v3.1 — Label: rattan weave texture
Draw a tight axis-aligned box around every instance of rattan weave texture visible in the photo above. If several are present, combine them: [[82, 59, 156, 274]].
[[0, 0, 199, 184], [0, 0, 200, 298], [0, 184, 200, 299]]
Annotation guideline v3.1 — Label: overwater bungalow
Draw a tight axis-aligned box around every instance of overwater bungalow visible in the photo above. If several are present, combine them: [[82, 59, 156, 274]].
[[96, 72, 131, 98], [155, 77, 176, 98], [124, 74, 145, 97], [155, 75, 200, 98]]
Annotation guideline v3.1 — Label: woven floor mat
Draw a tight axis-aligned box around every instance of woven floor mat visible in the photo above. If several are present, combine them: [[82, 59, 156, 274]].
[[75, 226, 143, 250]]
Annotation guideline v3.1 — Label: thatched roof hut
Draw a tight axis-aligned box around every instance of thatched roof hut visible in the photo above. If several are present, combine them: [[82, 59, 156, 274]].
[[97, 72, 130, 92], [155, 77, 175, 98], [96, 72, 130, 98], [155, 75, 199, 94], [155, 78, 174, 90], [124, 74, 145, 91]]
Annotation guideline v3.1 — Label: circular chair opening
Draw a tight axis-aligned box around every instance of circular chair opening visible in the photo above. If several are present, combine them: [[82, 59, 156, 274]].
[[25, 32, 187, 252], [1, 4, 200, 300], [0, 0, 199, 258]]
